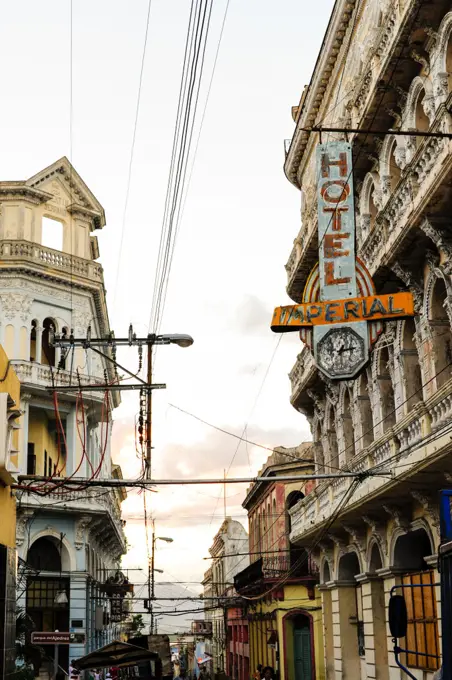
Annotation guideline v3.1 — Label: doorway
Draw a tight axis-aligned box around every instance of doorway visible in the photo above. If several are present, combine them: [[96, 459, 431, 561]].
[[293, 615, 312, 680]]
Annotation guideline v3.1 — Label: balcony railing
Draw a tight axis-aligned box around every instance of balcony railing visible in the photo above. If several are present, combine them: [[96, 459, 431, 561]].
[[234, 553, 317, 592], [21, 486, 126, 548], [12, 360, 106, 395], [289, 377, 452, 542], [0, 240, 103, 281]]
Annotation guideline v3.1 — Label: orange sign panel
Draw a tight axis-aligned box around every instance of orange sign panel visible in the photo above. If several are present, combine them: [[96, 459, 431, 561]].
[[271, 292, 414, 331]]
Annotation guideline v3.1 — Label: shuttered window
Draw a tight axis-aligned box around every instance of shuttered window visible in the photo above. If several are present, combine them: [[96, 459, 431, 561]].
[[402, 570, 440, 671]]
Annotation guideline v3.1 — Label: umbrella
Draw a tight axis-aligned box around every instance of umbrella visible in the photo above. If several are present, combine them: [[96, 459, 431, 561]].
[[72, 640, 159, 670]]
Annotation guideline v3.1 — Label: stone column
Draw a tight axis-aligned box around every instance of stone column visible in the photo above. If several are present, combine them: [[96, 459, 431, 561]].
[[35, 325, 43, 365], [376, 567, 405, 680], [318, 584, 335, 679], [330, 581, 361, 678], [356, 573, 389, 680]]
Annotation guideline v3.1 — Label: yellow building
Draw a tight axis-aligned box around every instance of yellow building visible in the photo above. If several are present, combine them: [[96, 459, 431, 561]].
[[0, 343, 21, 677], [234, 445, 325, 680]]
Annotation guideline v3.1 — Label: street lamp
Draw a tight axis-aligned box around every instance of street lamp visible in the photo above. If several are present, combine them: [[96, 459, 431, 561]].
[[149, 529, 174, 633], [153, 334, 194, 348]]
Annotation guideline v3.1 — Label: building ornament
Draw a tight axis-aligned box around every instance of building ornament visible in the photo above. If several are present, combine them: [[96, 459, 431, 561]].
[[419, 218, 452, 274], [0, 293, 33, 321], [75, 516, 93, 550], [341, 524, 367, 554], [390, 261, 424, 313], [16, 509, 35, 547], [362, 515, 389, 557], [410, 491, 441, 537], [383, 504, 410, 531]]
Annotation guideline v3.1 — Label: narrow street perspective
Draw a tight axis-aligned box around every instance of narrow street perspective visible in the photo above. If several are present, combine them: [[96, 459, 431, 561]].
[[0, 0, 452, 679]]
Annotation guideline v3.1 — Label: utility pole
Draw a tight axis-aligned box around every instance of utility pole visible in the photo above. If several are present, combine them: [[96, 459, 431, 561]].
[[150, 522, 155, 634], [146, 339, 153, 480]]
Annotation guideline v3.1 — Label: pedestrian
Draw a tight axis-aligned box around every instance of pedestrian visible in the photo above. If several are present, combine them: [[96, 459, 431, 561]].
[[261, 667, 275, 680], [94, 670, 101, 680], [253, 665, 263, 680], [199, 666, 211, 680]]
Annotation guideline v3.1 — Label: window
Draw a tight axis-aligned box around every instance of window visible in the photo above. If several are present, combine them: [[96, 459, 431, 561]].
[[48, 456, 52, 477], [30, 320, 37, 362], [42, 318, 56, 366], [356, 586, 365, 657], [27, 443, 36, 475], [42, 216, 63, 251], [44, 450, 47, 476], [403, 570, 440, 671]]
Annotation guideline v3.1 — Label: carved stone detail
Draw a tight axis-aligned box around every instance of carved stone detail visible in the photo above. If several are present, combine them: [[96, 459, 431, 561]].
[[390, 262, 424, 313], [0, 293, 33, 321], [75, 516, 93, 550], [16, 509, 35, 547], [383, 504, 410, 531]]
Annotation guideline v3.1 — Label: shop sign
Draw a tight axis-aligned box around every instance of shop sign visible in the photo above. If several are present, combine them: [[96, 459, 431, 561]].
[[271, 141, 415, 379], [31, 632, 86, 645]]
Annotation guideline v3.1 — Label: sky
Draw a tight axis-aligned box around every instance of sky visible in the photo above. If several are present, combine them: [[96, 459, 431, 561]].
[[0, 0, 335, 632]]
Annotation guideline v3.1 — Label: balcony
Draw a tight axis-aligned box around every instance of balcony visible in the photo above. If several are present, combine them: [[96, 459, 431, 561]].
[[12, 360, 108, 404], [359, 107, 452, 277], [19, 486, 126, 553], [0, 240, 103, 283], [289, 347, 316, 411], [289, 377, 452, 544], [234, 553, 317, 594]]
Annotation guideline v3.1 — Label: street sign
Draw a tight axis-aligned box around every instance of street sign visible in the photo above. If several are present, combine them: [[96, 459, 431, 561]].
[[271, 140, 415, 380], [271, 292, 414, 330], [31, 632, 86, 645]]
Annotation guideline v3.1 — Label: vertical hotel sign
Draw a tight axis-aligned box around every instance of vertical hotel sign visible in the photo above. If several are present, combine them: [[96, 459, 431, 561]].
[[270, 141, 415, 380], [317, 142, 356, 301], [313, 142, 368, 379]]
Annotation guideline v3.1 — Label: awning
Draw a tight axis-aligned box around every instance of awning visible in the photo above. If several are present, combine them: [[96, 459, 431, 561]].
[[72, 640, 159, 670]]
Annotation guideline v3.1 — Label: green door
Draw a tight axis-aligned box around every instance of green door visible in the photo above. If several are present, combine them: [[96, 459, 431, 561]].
[[294, 623, 312, 680]]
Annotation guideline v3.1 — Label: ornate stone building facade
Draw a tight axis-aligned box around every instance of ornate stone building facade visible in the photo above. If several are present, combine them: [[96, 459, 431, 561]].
[[203, 518, 249, 676], [282, 1, 452, 678], [0, 158, 127, 673]]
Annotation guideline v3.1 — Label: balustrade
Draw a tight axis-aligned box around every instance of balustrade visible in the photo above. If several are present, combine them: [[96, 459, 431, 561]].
[[0, 240, 103, 280]]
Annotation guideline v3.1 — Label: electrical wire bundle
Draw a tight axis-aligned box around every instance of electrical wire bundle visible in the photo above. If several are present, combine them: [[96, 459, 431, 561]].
[[149, 0, 214, 336]]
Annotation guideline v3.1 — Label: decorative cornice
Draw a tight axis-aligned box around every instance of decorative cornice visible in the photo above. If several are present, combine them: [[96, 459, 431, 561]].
[[284, 0, 358, 187]]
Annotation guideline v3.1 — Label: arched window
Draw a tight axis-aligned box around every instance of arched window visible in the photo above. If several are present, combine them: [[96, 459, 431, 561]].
[[313, 420, 324, 473], [392, 527, 440, 671], [322, 560, 331, 583], [30, 320, 37, 362], [358, 372, 373, 449], [58, 326, 69, 370], [27, 537, 62, 571], [369, 543, 383, 573], [393, 527, 433, 571], [401, 318, 423, 411], [326, 403, 338, 468], [447, 31, 452, 92], [430, 277, 452, 389], [388, 139, 402, 191], [378, 345, 395, 432], [415, 90, 430, 145], [342, 388, 355, 461], [42, 318, 56, 366]]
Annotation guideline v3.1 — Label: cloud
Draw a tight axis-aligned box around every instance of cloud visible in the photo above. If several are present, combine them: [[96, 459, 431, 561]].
[[233, 294, 273, 334]]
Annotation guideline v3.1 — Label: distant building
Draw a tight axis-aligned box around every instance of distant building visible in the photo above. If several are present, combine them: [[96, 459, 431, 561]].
[[203, 518, 249, 676], [234, 445, 323, 680], [0, 158, 127, 673]]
